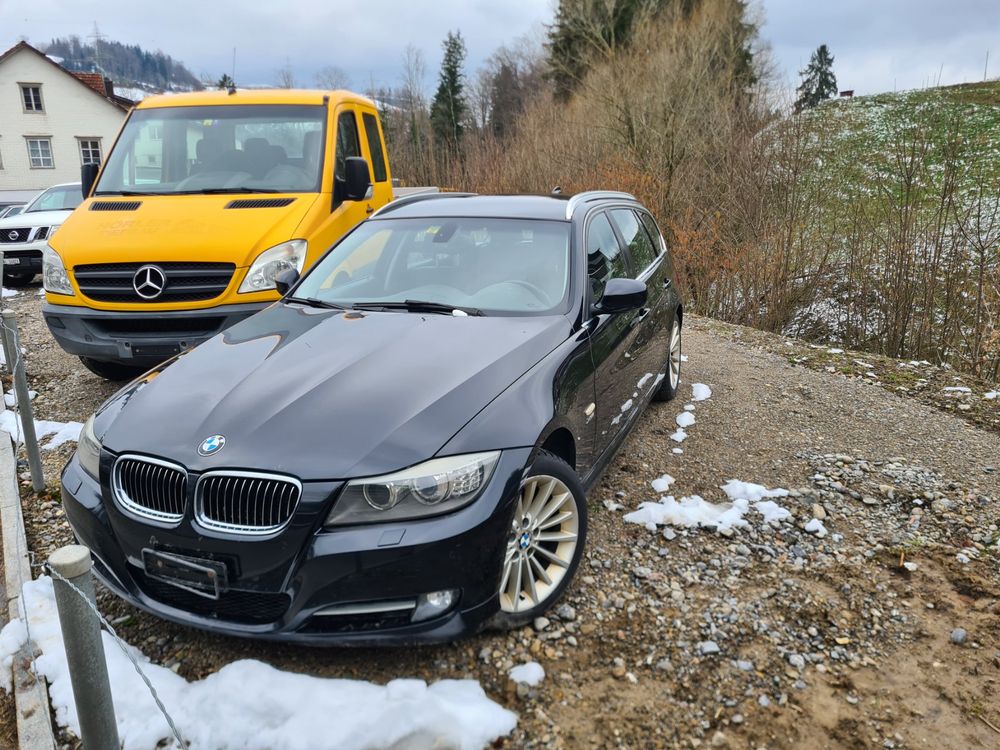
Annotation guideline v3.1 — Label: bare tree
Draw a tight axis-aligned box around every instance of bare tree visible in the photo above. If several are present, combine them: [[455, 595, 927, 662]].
[[315, 65, 350, 90], [275, 63, 296, 88]]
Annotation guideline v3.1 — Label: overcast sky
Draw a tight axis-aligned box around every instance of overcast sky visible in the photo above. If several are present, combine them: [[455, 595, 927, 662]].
[[1, 0, 996, 96]]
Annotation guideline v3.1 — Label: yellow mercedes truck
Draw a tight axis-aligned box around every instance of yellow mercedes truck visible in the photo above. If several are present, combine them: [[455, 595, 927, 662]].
[[42, 89, 401, 379]]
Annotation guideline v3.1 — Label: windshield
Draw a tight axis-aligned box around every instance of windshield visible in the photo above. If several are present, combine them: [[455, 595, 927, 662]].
[[94, 104, 326, 195], [25, 185, 82, 213], [293, 217, 572, 316]]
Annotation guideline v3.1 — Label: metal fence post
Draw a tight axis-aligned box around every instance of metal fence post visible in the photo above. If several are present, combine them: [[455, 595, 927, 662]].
[[1, 308, 44, 491], [48, 545, 120, 750]]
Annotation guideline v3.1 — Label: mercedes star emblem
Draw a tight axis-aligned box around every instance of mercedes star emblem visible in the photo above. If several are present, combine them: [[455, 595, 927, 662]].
[[132, 265, 167, 300]]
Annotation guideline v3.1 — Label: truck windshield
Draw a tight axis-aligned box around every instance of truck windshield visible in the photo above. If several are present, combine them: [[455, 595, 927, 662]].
[[94, 104, 326, 195]]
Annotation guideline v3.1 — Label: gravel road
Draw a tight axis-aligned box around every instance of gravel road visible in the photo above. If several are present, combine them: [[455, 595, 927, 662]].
[[5, 282, 1000, 749]]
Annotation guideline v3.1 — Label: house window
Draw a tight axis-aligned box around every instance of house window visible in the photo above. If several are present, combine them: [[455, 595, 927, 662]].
[[26, 138, 54, 168], [20, 85, 43, 112], [78, 138, 102, 165]]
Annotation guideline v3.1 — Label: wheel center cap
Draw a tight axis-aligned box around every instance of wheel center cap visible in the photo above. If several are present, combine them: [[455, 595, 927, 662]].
[[518, 531, 531, 550]]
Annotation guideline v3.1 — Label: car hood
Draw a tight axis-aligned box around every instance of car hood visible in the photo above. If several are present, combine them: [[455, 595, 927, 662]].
[[50, 194, 319, 267], [101, 304, 570, 480], [0, 209, 71, 229]]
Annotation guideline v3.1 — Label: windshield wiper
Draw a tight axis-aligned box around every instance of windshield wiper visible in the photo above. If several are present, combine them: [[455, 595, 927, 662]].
[[286, 296, 350, 311], [350, 299, 484, 316], [174, 187, 282, 195], [93, 190, 171, 196]]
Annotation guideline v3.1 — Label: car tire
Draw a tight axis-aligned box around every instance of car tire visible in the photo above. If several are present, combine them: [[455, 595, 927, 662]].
[[653, 317, 682, 402], [3, 271, 35, 287], [488, 450, 588, 631], [79, 357, 146, 382]]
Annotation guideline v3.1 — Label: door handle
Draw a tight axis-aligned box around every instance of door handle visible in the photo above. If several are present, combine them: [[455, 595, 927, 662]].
[[631, 307, 651, 327]]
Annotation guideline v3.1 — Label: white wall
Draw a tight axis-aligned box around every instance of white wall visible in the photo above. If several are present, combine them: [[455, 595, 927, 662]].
[[0, 47, 128, 192]]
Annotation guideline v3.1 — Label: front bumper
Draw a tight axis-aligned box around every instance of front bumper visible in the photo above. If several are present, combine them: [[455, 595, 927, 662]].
[[1, 243, 43, 275], [43, 301, 268, 367], [61, 448, 531, 645]]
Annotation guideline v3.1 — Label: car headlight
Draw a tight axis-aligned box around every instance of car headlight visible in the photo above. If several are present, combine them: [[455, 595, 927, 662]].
[[42, 245, 74, 296], [324, 451, 501, 526], [238, 239, 307, 293], [77, 414, 102, 480]]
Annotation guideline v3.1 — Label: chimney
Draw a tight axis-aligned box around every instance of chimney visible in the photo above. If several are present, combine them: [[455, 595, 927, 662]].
[[103, 77, 115, 97]]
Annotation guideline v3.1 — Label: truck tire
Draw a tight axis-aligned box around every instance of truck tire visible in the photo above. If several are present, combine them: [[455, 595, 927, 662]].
[[79, 357, 146, 382], [3, 271, 35, 287]]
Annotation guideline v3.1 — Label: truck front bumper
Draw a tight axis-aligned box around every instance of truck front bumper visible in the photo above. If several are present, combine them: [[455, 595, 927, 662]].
[[42, 301, 269, 367]]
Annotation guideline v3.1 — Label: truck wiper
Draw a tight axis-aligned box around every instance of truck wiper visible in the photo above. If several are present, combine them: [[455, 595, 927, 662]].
[[93, 190, 171, 196], [286, 296, 350, 311], [350, 299, 484, 316], [175, 187, 282, 195]]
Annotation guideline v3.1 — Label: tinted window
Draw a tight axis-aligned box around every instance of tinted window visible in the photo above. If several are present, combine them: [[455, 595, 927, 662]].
[[586, 212, 629, 301], [638, 211, 664, 255], [362, 113, 388, 183], [610, 209, 658, 273], [335, 110, 361, 182]]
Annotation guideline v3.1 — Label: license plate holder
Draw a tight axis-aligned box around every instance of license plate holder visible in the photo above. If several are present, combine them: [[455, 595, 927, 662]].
[[3, 258, 19, 265], [142, 548, 228, 600]]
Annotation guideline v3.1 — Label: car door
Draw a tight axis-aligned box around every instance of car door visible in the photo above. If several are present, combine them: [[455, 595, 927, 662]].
[[609, 208, 673, 402], [585, 210, 647, 452]]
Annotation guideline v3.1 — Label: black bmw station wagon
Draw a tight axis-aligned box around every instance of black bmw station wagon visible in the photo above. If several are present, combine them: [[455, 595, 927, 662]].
[[62, 190, 683, 643]]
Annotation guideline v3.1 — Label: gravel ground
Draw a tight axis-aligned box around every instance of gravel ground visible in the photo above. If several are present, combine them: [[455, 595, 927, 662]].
[[5, 282, 1000, 749]]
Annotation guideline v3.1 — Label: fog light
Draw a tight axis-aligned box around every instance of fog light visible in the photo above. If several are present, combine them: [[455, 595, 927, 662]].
[[412, 589, 458, 622]]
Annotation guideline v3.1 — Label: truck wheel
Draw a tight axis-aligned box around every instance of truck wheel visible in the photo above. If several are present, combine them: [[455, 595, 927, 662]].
[[3, 271, 35, 287], [79, 357, 146, 382]]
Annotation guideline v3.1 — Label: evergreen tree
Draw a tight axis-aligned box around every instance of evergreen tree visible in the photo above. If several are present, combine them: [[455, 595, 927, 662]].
[[216, 73, 234, 90], [430, 31, 468, 149], [794, 44, 837, 113]]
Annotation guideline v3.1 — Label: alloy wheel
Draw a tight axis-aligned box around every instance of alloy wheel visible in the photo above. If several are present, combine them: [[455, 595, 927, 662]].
[[499, 474, 580, 613], [669, 321, 682, 389]]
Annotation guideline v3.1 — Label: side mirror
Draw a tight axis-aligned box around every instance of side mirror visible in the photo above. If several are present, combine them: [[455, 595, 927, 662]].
[[596, 278, 647, 314], [343, 157, 372, 201], [274, 268, 300, 296], [81, 162, 100, 197]]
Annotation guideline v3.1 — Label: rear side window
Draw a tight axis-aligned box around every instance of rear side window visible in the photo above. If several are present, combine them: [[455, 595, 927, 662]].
[[362, 113, 388, 183], [638, 211, 665, 256], [610, 209, 657, 273], [334, 110, 361, 182], [586, 212, 629, 301]]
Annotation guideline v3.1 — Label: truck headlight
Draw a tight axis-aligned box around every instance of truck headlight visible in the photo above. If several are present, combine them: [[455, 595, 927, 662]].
[[325, 451, 501, 526], [239, 240, 307, 293], [42, 246, 74, 296], [77, 414, 102, 480]]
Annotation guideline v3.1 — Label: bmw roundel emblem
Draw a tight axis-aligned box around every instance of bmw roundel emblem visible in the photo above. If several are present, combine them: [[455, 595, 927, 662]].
[[198, 434, 226, 456]]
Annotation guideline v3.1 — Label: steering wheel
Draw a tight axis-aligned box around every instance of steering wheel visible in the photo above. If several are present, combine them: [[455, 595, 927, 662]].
[[503, 280, 552, 306]]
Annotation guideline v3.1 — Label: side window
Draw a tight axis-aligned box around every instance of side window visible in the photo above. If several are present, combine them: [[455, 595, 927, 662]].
[[638, 211, 665, 256], [334, 110, 361, 182], [362, 113, 388, 182], [610, 208, 657, 274], [586, 212, 629, 302]]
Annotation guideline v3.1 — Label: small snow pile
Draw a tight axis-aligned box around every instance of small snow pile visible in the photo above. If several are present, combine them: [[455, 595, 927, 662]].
[[804, 518, 828, 538], [826, 348, 843, 354], [942, 386, 971, 393], [670, 429, 687, 443], [691, 383, 712, 402], [1, 288, 18, 299], [0, 411, 83, 450], [0, 577, 518, 750], [675, 412, 695, 428], [3, 388, 37, 407], [508, 662, 545, 686], [651, 474, 675, 493], [626, 479, 792, 534], [985, 391, 998, 400]]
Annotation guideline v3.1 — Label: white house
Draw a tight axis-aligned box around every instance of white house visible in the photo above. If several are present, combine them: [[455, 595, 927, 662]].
[[0, 42, 132, 203]]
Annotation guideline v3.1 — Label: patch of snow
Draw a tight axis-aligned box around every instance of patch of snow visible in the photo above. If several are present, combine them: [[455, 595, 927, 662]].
[[804, 518, 828, 538], [624, 495, 750, 532], [680, 355, 688, 362], [986, 391, 998, 400], [942, 386, 971, 393], [683, 404, 695, 412], [671, 448, 683, 454], [651, 474, 675, 493], [1, 288, 18, 298], [826, 348, 843, 354], [691, 383, 712, 401], [508, 662, 545, 686], [675, 412, 695, 428], [670, 429, 687, 443], [720, 480, 789, 503], [3, 389, 37, 408], [754, 500, 791, 524], [36, 288, 46, 296], [0, 576, 517, 750], [0, 411, 85, 450]]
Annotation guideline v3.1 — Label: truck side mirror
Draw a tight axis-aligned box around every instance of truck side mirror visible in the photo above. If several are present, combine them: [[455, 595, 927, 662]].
[[274, 268, 300, 296], [344, 157, 372, 202], [81, 162, 100, 198]]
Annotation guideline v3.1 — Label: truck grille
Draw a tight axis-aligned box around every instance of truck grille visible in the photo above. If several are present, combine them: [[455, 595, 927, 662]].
[[197, 472, 301, 534], [113, 456, 188, 524], [74, 262, 236, 303], [0, 228, 31, 243]]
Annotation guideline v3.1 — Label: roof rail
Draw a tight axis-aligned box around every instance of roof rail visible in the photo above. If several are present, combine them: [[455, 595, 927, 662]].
[[370, 191, 477, 219], [564, 191, 637, 220]]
